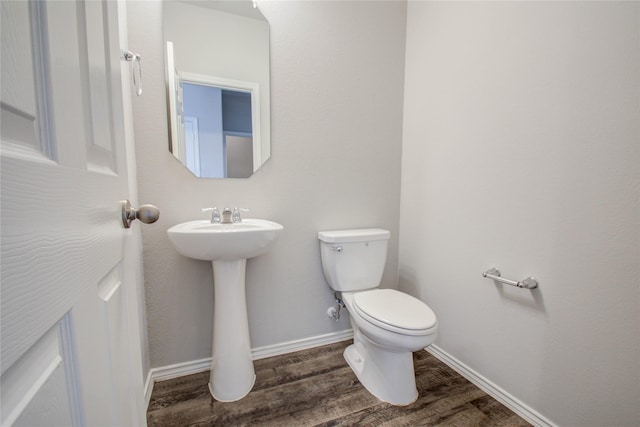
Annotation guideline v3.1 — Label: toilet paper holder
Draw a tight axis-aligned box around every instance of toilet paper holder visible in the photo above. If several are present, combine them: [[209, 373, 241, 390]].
[[483, 268, 538, 289]]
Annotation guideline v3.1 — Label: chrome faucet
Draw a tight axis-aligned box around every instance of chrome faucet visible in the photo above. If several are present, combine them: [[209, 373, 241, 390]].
[[202, 207, 221, 223], [221, 208, 233, 224], [232, 207, 249, 223], [203, 207, 248, 224]]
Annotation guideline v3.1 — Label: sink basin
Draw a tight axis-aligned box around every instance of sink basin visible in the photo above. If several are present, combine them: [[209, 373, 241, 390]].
[[166, 218, 283, 402], [167, 219, 283, 261]]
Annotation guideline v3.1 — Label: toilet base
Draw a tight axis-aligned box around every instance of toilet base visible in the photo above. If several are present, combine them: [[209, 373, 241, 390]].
[[343, 335, 418, 406]]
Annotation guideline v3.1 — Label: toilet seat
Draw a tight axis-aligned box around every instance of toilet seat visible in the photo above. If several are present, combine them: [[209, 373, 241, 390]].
[[352, 289, 437, 336]]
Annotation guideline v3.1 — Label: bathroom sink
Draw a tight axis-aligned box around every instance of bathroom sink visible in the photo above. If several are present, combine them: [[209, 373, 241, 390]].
[[167, 219, 283, 261], [167, 217, 284, 401]]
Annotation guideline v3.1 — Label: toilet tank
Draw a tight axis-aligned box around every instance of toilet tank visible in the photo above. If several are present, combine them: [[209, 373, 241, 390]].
[[318, 228, 390, 292]]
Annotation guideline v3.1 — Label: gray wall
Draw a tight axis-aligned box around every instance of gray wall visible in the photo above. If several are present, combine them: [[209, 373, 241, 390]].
[[400, 2, 640, 426], [127, 1, 407, 369]]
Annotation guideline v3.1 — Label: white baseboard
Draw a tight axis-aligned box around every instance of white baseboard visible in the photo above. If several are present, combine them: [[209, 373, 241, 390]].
[[426, 345, 555, 427], [144, 329, 354, 409], [251, 329, 354, 360]]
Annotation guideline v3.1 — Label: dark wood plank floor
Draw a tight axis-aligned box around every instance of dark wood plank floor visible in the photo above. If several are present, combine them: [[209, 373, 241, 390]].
[[147, 340, 530, 426]]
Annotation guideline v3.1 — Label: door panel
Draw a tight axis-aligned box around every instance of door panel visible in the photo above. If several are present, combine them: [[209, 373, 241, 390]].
[[78, 0, 118, 174], [97, 262, 137, 426], [1, 317, 80, 427], [1, 1, 144, 425], [0, 0, 54, 161]]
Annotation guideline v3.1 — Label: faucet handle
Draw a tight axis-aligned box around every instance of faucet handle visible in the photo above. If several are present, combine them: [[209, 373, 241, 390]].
[[232, 207, 249, 223], [202, 207, 221, 223]]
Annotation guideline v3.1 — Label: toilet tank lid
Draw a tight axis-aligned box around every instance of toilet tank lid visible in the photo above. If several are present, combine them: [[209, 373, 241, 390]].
[[318, 228, 390, 243]]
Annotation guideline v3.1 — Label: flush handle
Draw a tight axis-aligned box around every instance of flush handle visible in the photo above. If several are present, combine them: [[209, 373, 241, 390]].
[[330, 246, 343, 252], [121, 200, 160, 228]]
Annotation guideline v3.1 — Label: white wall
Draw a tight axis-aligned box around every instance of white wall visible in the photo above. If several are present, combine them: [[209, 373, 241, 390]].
[[400, 2, 639, 426], [127, 1, 407, 369]]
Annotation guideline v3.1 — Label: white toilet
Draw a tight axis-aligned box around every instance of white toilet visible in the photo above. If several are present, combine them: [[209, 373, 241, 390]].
[[318, 228, 438, 406]]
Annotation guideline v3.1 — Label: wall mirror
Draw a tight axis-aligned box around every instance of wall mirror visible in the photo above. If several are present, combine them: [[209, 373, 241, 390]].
[[164, 0, 270, 178]]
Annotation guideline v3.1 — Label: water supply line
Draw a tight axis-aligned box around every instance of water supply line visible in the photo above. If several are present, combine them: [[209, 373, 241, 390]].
[[327, 292, 345, 321]]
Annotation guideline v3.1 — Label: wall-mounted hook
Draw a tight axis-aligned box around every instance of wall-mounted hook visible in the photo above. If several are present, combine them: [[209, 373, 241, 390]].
[[121, 50, 142, 96]]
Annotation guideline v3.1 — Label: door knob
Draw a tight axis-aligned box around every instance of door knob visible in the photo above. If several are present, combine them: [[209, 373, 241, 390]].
[[121, 200, 160, 228]]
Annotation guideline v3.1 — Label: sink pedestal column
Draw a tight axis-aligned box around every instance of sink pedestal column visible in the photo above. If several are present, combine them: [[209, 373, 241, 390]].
[[209, 259, 255, 401]]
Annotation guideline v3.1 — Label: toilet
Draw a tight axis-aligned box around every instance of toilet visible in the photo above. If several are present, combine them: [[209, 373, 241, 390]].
[[318, 228, 438, 406]]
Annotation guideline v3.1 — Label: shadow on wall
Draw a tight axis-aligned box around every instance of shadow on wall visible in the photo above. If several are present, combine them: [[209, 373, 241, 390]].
[[492, 282, 547, 313]]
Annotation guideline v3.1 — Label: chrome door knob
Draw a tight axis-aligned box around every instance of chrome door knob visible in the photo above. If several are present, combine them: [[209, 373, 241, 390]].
[[121, 200, 160, 228]]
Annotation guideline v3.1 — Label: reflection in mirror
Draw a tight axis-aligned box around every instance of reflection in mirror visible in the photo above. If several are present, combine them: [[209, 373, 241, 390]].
[[168, 68, 260, 178], [164, 1, 270, 178]]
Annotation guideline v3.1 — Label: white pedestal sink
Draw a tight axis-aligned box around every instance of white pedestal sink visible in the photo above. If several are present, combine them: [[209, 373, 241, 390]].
[[167, 219, 283, 401]]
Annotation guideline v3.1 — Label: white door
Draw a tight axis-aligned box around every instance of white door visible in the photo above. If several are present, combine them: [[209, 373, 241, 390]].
[[1, 1, 146, 426], [183, 116, 200, 176]]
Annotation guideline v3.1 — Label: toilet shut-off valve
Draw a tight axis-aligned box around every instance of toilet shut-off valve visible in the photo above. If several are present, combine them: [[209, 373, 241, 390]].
[[327, 306, 340, 321], [327, 292, 345, 321]]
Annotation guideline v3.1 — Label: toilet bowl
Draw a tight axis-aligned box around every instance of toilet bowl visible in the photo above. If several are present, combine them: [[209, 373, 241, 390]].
[[342, 289, 437, 405], [318, 229, 438, 406], [345, 289, 437, 351]]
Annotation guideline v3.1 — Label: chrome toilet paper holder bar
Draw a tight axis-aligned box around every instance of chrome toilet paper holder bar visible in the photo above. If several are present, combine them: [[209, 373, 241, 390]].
[[483, 268, 538, 289]]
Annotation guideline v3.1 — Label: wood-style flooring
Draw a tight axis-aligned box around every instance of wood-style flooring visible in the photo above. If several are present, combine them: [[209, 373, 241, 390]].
[[147, 340, 531, 426]]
